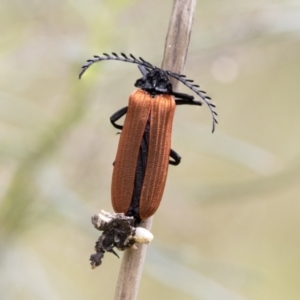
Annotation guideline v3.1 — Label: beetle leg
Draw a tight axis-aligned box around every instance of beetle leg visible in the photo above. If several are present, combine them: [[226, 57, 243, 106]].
[[175, 99, 202, 106], [110, 106, 128, 130], [172, 91, 194, 101], [169, 149, 181, 166]]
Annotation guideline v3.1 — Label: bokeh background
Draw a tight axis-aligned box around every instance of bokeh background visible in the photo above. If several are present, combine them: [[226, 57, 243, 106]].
[[1, 0, 300, 299]]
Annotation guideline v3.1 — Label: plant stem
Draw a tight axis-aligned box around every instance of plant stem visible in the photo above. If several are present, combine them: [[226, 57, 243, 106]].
[[162, 0, 197, 88], [113, 1, 196, 299]]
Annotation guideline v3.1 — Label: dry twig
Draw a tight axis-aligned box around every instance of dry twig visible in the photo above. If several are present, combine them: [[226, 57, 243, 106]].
[[113, 1, 197, 299]]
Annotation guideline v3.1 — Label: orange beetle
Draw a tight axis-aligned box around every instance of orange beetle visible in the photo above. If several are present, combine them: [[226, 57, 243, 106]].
[[80, 53, 217, 223]]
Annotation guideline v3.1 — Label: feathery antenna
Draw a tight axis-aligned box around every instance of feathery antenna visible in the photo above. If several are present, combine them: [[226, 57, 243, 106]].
[[79, 53, 217, 132], [167, 71, 218, 133], [79, 53, 155, 79]]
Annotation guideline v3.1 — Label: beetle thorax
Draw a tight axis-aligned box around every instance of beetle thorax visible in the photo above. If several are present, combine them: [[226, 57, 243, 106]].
[[135, 69, 173, 97]]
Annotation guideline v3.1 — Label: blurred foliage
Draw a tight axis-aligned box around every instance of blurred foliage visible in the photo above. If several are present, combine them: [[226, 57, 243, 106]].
[[1, 0, 300, 299]]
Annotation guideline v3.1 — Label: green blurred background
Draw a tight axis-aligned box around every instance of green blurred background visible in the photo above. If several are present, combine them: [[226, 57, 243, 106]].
[[1, 0, 300, 299]]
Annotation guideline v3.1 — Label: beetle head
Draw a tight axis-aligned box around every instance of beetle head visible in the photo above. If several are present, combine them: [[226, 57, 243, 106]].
[[135, 69, 173, 97]]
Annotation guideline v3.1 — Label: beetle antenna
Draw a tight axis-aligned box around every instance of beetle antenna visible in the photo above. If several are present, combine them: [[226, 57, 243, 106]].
[[138, 65, 148, 76], [79, 52, 155, 79], [167, 71, 218, 133]]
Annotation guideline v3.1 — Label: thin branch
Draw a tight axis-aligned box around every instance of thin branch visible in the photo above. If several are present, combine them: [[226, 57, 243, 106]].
[[162, 0, 197, 89], [113, 1, 197, 299], [113, 218, 153, 300]]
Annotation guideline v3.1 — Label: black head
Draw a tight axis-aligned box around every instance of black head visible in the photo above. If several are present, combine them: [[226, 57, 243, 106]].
[[134, 69, 173, 97]]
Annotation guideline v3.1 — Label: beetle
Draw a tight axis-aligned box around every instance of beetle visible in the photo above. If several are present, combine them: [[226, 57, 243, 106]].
[[79, 53, 217, 223]]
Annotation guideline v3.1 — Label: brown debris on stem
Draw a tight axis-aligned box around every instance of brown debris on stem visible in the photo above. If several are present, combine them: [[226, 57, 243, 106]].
[[90, 211, 153, 269]]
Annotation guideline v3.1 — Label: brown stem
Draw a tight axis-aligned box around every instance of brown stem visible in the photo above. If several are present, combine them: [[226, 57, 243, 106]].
[[113, 1, 196, 299], [113, 218, 153, 300], [162, 0, 197, 88]]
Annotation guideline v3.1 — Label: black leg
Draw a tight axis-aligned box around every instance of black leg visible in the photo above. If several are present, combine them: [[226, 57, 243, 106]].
[[175, 99, 202, 107], [172, 92, 194, 101], [110, 106, 128, 130], [169, 149, 181, 166]]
